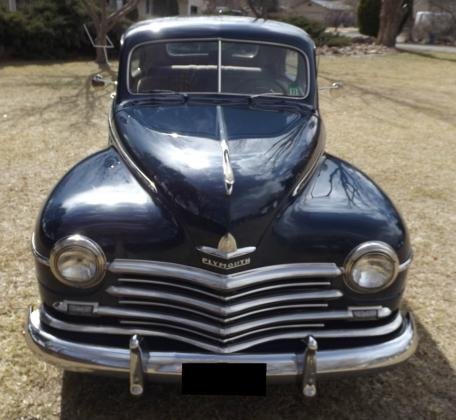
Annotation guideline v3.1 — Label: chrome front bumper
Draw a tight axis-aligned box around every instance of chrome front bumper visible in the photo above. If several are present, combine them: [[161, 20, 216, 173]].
[[25, 307, 417, 396]]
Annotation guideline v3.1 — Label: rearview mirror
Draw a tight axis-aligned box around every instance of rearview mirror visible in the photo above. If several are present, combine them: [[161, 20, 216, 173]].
[[329, 82, 344, 98], [320, 81, 344, 98], [91, 74, 106, 88]]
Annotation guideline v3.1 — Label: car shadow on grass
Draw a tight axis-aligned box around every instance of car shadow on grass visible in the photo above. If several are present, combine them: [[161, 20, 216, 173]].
[[59, 314, 456, 420]]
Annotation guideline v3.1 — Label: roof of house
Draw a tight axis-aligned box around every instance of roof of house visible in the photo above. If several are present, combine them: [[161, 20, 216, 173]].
[[311, 0, 352, 11]]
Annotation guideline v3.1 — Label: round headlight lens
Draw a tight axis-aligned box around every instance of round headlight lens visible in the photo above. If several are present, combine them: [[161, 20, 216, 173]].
[[50, 236, 106, 288], [351, 254, 396, 290], [345, 242, 399, 293], [56, 248, 98, 282]]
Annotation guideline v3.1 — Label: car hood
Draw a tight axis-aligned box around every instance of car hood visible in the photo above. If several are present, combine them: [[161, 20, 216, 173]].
[[113, 101, 321, 248]]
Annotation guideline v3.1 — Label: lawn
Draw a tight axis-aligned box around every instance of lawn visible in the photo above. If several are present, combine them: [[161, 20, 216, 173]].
[[0, 52, 455, 419]]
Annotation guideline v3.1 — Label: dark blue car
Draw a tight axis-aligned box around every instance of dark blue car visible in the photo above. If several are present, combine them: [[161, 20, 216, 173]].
[[26, 16, 417, 397]]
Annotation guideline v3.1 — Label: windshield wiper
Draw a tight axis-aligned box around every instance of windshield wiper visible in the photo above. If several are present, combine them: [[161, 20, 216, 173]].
[[249, 92, 293, 105], [141, 89, 188, 100], [249, 92, 313, 112], [250, 92, 284, 99], [142, 89, 180, 94]]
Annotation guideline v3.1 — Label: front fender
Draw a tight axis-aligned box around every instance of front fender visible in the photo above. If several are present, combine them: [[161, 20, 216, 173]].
[[263, 154, 411, 265], [258, 154, 411, 308], [33, 147, 192, 294]]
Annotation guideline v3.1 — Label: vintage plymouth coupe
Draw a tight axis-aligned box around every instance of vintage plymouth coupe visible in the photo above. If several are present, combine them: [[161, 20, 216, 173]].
[[26, 17, 417, 396]]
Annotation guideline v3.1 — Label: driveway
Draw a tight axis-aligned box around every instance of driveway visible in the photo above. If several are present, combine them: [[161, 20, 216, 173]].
[[396, 42, 456, 54]]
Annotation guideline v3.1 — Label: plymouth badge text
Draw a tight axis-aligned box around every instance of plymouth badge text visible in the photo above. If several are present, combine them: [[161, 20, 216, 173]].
[[201, 257, 251, 270]]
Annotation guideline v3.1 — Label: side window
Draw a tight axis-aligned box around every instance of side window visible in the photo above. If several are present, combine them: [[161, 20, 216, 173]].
[[285, 49, 299, 82]]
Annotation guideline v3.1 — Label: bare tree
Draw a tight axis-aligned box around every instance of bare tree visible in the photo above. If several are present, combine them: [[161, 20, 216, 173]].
[[376, 0, 412, 46], [82, 0, 139, 67], [326, 10, 352, 33], [244, 0, 277, 18]]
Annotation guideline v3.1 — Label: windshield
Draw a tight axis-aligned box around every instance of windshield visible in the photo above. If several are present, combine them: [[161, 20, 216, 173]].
[[129, 40, 308, 97]]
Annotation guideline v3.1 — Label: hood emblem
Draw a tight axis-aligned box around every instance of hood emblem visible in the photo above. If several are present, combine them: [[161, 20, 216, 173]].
[[197, 233, 256, 261]]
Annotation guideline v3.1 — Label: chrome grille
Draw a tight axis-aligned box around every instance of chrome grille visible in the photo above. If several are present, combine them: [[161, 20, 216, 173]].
[[45, 261, 399, 353], [104, 260, 348, 351]]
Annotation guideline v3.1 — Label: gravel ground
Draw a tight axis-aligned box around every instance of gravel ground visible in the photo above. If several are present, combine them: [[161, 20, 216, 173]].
[[0, 52, 455, 419]]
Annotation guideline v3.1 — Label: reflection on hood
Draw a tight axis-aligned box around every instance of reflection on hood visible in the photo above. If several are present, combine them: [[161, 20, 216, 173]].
[[114, 102, 321, 248]]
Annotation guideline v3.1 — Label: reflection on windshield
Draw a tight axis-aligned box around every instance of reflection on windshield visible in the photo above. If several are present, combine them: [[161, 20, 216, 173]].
[[129, 40, 308, 97]]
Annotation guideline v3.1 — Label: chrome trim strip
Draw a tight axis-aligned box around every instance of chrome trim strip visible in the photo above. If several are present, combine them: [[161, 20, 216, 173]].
[[109, 110, 158, 193], [28, 307, 415, 361], [108, 260, 343, 291], [399, 255, 413, 272], [31, 233, 49, 266], [292, 149, 325, 197], [107, 285, 343, 316], [217, 39, 222, 93], [217, 105, 235, 195], [118, 278, 332, 301]]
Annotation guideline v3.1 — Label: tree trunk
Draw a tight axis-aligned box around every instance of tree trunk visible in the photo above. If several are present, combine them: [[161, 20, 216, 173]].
[[95, 33, 108, 67], [376, 0, 407, 46], [83, 0, 139, 69]]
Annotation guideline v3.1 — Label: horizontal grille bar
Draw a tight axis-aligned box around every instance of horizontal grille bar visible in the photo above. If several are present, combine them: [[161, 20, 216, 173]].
[[106, 285, 343, 317], [117, 278, 332, 301], [95, 305, 376, 336], [41, 308, 403, 354], [108, 260, 342, 291], [117, 301, 329, 323]]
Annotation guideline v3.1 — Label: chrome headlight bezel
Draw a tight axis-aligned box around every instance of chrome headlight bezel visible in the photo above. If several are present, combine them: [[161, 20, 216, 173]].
[[49, 235, 106, 288], [344, 241, 399, 293]]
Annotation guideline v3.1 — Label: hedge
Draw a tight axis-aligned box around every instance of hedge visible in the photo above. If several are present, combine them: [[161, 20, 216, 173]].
[[278, 16, 351, 47], [357, 0, 381, 37], [0, 0, 137, 60]]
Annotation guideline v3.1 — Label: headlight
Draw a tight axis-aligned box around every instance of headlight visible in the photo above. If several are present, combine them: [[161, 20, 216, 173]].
[[344, 241, 399, 293], [50, 235, 106, 288]]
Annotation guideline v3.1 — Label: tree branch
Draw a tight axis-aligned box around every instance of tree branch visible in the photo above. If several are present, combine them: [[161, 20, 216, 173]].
[[107, 0, 139, 31], [81, 0, 100, 28]]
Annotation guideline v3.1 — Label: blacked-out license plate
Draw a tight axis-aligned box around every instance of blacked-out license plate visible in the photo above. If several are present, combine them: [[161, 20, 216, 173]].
[[181, 363, 267, 396]]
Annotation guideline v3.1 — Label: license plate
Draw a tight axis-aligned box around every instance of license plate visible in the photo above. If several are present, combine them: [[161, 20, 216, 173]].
[[181, 363, 267, 396]]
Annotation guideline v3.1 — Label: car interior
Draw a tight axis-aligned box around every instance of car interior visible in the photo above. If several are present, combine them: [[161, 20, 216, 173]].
[[129, 41, 307, 97]]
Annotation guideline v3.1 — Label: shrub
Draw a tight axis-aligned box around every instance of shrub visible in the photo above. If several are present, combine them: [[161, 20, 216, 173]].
[[318, 33, 352, 48], [0, 0, 138, 60], [357, 0, 381, 37], [279, 16, 327, 40], [0, 0, 93, 59], [278, 16, 351, 47]]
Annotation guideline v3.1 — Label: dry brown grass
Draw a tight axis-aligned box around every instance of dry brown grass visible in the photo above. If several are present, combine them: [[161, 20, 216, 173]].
[[0, 52, 455, 419]]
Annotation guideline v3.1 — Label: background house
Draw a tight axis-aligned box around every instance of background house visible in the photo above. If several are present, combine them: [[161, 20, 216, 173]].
[[276, 0, 355, 24], [414, 0, 456, 16], [135, 0, 356, 21], [136, 0, 206, 18]]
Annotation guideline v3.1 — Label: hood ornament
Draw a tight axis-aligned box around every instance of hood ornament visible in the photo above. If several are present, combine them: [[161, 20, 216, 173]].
[[197, 233, 256, 260]]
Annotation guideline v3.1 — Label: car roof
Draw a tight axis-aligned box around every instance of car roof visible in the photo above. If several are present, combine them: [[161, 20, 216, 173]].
[[122, 16, 315, 53]]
